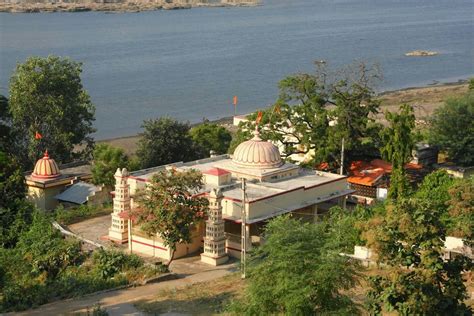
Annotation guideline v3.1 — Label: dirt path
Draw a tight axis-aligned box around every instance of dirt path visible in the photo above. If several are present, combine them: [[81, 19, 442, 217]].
[[14, 259, 238, 316]]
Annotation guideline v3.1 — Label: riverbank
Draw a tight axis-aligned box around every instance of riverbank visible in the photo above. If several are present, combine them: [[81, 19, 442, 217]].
[[0, 0, 259, 13], [100, 81, 469, 156]]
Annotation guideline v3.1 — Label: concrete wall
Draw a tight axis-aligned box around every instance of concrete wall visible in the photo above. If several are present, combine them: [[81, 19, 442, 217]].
[[130, 224, 204, 261], [221, 179, 347, 221], [28, 185, 64, 211]]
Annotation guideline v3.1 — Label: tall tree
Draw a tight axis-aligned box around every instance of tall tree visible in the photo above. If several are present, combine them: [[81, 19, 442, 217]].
[[363, 198, 472, 315], [0, 151, 33, 248], [429, 91, 474, 166], [446, 177, 473, 240], [136, 117, 200, 169], [91, 143, 130, 187], [189, 122, 232, 156], [8, 55, 95, 167], [0, 95, 13, 153], [133, 169, 208, 266], [415, 170, 456, 228], [379, 104, 416, 199], [234, 62, 382, 169], [231, 215, 359, 315]]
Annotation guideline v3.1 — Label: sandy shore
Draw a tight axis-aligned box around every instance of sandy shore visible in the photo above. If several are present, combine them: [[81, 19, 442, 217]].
[[100, 81, 470, 156], [0, 1, 259, 13]]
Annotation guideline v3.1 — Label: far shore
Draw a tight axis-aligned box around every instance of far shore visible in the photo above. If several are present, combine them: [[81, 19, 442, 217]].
[[0, 0, 259, 13], [100, 80, 470, 156]]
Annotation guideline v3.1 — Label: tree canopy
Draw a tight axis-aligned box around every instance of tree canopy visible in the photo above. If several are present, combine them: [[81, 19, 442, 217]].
[[91, 143, 130, 187], [363, 197, 473, 315], [136, 117, 200, 169], [233, 62, 382, 169], [189, 122, 232, 156], [379, 104, 416, 199], [231, 215, 359, 315], [134, 169, 208, 265], [446, 177, 474, 240], [8, 56, 95, 167], [0, 151, 33, 248], [428, 91, 474, 166], [0, 95, 14, 153]]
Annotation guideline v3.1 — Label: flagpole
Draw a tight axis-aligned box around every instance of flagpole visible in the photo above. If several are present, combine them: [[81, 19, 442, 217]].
[[241, 178, 247, 279], [233, 96, 238, 117]]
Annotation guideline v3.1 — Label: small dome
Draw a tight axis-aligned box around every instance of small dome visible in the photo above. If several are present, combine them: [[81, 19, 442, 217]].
[[31, 150, 61, 180], [232, 130, 283, 169]]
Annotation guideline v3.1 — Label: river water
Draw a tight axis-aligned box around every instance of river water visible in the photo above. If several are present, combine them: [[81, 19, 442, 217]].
[[1, 0, 473, 139]]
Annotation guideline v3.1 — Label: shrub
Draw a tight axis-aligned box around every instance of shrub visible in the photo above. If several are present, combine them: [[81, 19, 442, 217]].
[[55, 204, 111, 225], [93, 249, 144, 279]]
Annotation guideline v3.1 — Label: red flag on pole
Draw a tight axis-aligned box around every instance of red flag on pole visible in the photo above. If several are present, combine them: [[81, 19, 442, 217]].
[[233, 96, 238, 106], [35, 131, 42, 140], [256, 111, 263, 125]]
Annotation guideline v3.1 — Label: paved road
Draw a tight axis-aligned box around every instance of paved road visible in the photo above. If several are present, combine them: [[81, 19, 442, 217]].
[[15, 257, 238, 316]]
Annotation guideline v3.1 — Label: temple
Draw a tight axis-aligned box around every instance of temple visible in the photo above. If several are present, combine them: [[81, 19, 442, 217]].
[[108, 130, 354, 264], [26, 151, 106, 210]]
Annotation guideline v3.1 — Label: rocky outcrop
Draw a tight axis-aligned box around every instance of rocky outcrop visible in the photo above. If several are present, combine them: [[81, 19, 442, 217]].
[[0, 0, 259, 12], [405, 50, 438, 57]]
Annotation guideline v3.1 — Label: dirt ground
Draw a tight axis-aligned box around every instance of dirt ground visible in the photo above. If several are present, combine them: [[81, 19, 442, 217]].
[[100, 82, 469, 157], [134, 266, 473, 315], [134, 273, 245, 315]]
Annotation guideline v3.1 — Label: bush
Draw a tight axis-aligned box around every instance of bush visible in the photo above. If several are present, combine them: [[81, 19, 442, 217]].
[[55, 204, 111, 225], [93, 249, 144, 279]]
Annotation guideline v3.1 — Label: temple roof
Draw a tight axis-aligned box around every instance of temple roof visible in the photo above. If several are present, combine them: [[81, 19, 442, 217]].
[[31, 150, 61, 180], [232, 130, 283, 169]]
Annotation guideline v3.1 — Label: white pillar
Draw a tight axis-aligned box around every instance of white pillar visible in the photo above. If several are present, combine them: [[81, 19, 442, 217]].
[[108, 168, 130, 243], [201, 188, 229, 266]]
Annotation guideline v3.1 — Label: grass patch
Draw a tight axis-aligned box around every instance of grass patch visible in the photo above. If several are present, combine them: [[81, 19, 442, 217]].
[[55, 203, 112, 225], [135, 273, 245, 315]]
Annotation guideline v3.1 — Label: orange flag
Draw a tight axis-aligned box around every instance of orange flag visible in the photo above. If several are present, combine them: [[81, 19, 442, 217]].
[[35, 131, 42, 140], [233, 95, 238, 106], [256, 111, 263, 125]]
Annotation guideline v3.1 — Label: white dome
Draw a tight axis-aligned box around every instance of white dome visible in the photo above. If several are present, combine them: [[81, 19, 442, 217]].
[[232, 130, 283, 169]]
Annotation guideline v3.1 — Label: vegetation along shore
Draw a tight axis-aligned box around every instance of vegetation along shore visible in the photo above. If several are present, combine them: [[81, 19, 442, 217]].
[[0, 0, 259, 13], [101, 80, 470, 156]]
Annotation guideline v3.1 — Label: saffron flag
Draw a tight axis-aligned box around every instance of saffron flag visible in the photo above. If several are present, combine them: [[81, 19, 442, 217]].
[[256, 111, 263, 125], [35, 131, 42, 140], [233, 95, 238, 106]]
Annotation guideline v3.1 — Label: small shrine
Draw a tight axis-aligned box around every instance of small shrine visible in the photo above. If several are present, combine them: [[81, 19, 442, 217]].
[[26, 150, 93, 210]]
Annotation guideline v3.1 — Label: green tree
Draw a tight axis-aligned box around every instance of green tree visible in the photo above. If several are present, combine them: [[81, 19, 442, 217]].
[[91, 144, 130, 187], [0, 95, 13, 153], [415, 170, 456, 228], [133, 169, 208, 266], [8, 56, 95, 167], [380, 104, 416, 199], [136, 117, 199, 169], [234, 62, 381, 169], [0, 151, 34, 248], [232, 215, 359, 315], [446, 177, 473, 240], [468, 78, 474, 91], [363, 198, 473, 315], [429, 91, 474, 166], [189, 122, 232, 156], [16, 212, 83, 278], [228, 128, 252, 154]]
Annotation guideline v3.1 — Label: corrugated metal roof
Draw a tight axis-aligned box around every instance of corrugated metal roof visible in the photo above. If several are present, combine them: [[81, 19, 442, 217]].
[[55, 182, 100, 205]]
